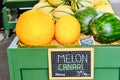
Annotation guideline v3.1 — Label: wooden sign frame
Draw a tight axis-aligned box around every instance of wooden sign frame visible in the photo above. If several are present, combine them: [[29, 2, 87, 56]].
[[48, 48, 94, 80]]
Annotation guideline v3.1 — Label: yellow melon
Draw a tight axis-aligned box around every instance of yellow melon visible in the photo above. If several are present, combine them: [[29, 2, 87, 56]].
[[48, 0, 64, 7], [93, 0, 109, 6], [40, 0, 47, 2], [33, 2, 54, 13], [95, 4, 114, 14], [16, 10, 54, 46], [52, 5, 74, 20], [33, 2, 55, 22], [55, 15, 80, 45], [80, 0, 94, 7]]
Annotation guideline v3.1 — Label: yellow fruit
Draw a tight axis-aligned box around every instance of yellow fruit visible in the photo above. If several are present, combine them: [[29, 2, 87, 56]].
[[33, 2, 55, 22], [48, 0, 64, 7], [52, 5, 74, 20], [55, 15, 80, 45], [95, 4, 114, 14], [39, 0, 47, 2], [93, 0, 108, 6], [80, 0, 94, 7], [33, 2, 54, 13], [16, 10, 54, 46], [71, 0, 94, 12]]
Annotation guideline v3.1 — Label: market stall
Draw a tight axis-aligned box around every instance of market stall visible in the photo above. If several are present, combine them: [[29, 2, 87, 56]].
[[6, 0, 120, 80]]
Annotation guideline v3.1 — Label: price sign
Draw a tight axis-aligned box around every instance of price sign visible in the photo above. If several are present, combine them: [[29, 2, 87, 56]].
[[80, 36, 95, 46], [48, 48, 94, 80]]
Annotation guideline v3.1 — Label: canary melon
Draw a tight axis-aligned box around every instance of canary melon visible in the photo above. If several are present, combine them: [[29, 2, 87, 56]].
[[55, 15, 80, 45], [16, 10, 54, 46]]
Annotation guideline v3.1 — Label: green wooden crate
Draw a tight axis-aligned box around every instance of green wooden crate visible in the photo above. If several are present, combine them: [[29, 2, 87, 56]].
[[7, 37, 120, 80], [3, 0, 38, 8]]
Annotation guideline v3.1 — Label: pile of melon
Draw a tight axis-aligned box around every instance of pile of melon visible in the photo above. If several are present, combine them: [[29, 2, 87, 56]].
[[16, 0, 120, 46], [16, 9, 80, 46]]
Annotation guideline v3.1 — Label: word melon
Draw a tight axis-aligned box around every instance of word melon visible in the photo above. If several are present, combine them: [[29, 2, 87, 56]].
[[16, 9, 54, 46], [55, 15, 80, 45]]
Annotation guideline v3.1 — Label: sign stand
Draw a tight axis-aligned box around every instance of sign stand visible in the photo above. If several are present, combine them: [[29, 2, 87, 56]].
[[48, 48, 94, 80]]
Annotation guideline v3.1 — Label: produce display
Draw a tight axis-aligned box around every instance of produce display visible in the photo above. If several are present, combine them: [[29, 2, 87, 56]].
[[15, 0, 120, 46]]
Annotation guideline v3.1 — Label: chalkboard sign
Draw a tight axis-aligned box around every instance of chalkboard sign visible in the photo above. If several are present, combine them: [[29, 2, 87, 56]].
[[48, 48, 94, 80]]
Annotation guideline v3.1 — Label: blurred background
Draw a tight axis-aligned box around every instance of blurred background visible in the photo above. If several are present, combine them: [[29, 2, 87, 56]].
[[0, 0, 3, 31]]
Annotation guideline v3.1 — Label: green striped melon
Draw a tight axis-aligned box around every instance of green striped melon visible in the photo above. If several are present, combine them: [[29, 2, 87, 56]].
[[90, 13, 120, 43], [74, 7, 98, 34]]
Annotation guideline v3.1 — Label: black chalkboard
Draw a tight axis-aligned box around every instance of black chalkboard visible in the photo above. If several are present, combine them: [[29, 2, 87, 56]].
[[48, 48, 94, 80]]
